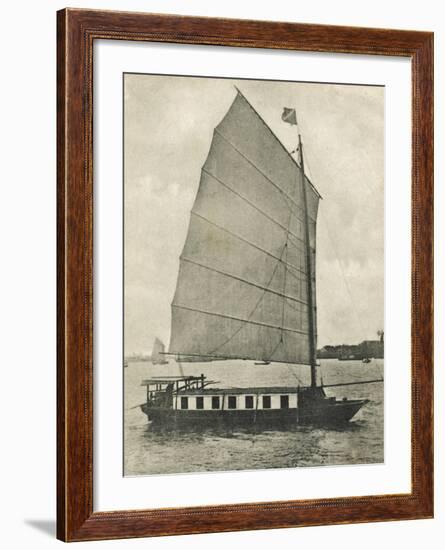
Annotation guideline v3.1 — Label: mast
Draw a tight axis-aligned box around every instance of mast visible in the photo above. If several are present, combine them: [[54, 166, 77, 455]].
[[298, 134, 317, 387]]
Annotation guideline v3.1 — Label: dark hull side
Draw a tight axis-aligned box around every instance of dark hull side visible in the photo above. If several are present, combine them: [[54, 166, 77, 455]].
[[141, 399, 368, 431]]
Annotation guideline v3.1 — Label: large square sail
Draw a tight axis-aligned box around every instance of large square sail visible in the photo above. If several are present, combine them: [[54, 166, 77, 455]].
[[169, 91, 320, 365]]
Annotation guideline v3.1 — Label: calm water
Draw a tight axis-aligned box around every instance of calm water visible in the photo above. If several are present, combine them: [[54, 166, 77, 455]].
[[124, 359, 383, 476]]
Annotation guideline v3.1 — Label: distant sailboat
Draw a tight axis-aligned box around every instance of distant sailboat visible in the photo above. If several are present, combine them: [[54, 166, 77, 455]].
[[141, 89, 382, 429], [151, 338, 169, 365]]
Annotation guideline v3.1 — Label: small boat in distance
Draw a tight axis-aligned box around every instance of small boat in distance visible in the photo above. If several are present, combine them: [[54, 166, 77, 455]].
[[140, 88, 383, 430], [151, 338, 169, 365]]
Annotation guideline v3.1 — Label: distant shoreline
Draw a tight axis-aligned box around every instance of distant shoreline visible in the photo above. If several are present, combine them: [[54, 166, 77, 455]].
[[318, 339, 384, 360]]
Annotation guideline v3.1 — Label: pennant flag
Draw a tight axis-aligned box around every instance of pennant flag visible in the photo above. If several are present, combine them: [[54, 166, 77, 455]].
[[282, 107, 297, 125]]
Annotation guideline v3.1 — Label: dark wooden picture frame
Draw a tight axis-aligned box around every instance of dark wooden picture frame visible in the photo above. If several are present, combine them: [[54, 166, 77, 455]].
[[57, 8, 433, 542]]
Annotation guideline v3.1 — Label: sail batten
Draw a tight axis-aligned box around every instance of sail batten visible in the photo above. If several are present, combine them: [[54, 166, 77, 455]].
[[165, 350, 312, 366], [190, 211, 308, 276], [173, 304, 309, 335], [233, 88, 322, 200], [202, 168, 306, 244], [181, 257, 308, 306], [214, 128, 318, 223], [169, 92, 319, 365]]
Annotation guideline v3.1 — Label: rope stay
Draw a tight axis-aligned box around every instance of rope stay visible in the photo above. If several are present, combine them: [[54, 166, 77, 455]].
[[296, 126, 369, 342]]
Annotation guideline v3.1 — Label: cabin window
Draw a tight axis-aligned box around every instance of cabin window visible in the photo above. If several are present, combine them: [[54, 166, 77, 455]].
[[196, 396, 204, 410], [180, 397, 188, 410], [245, 395, 254, 409], [228, 396, 237, 409], [280, 395, 289, 409], [262, 395, 271, 409], [211, 396, 220, 409]]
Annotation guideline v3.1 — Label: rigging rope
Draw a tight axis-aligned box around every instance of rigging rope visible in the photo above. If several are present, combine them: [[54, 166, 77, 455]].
[[209, 195, 294, 360], [285, 364, 304, 386], [177, 360, 185, 378], [265, 182, 294, 362], [265, 337, 284, 363], [280, 241, 288, 340], [207, 244, 284, 356], [320, 214, 368, 339], [297, 132, 368, 339]]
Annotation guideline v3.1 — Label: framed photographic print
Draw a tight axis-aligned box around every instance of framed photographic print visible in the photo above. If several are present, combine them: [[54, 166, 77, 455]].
[[57, 8, 433, 542]]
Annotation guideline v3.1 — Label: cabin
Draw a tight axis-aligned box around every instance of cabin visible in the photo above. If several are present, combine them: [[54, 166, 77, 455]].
[[173, 389, 298, 411], [141, 376, 299, 411]]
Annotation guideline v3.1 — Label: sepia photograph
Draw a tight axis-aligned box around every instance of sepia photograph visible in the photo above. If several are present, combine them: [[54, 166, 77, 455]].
[[123, 74, 385, 476]]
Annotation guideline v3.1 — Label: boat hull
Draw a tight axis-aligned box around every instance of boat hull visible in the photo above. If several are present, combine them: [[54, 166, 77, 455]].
[[141, 399, 368, 431]]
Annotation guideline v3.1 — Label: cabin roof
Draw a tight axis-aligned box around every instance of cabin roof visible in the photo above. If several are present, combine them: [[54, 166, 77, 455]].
[[141, 376, 215, 386], [173, 386, 301, 395]]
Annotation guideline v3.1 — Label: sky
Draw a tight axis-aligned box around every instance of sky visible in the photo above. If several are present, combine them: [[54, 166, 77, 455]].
[[124, 74, 384, 355]]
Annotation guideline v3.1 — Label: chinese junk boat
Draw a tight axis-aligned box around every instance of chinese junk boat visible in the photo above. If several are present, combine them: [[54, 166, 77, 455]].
[[151, 337, 169, 365], [140, 89, 382, 429]]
